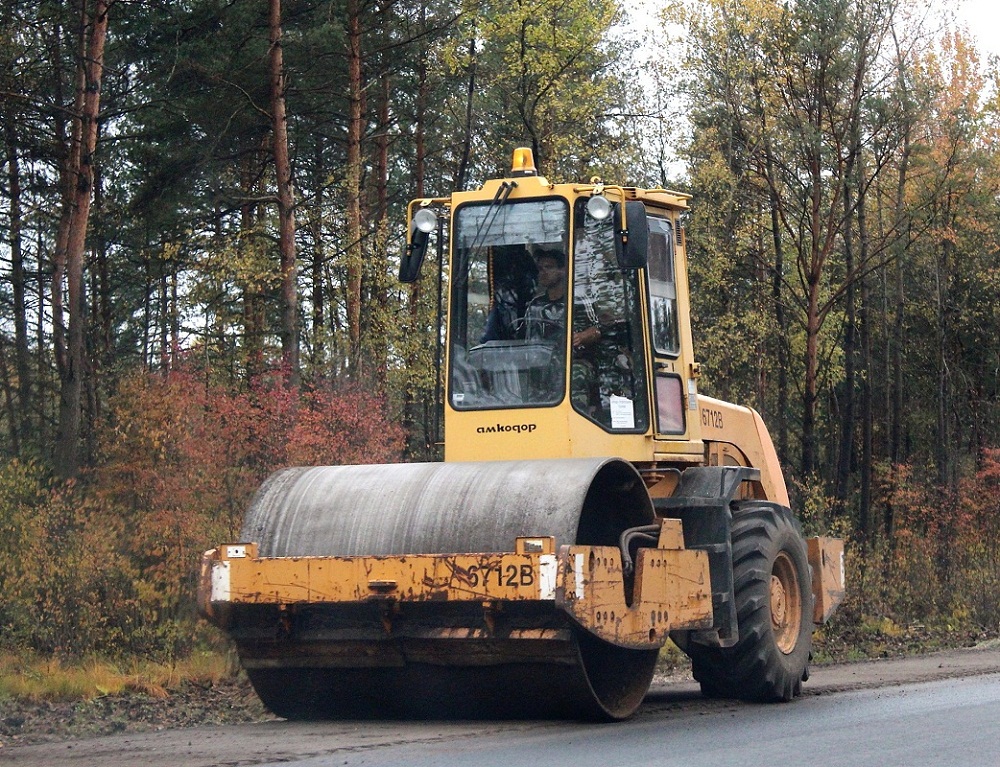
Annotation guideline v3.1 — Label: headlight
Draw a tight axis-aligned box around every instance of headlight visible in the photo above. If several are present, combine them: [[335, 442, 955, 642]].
[[586, 194, 612, 221], [413, 207, 437, 233]]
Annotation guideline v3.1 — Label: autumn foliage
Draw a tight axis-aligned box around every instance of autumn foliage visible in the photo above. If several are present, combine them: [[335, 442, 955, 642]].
[[2, 365, 998, 660], [0, 366, 404, 658], [828, 450, 1000, 650]]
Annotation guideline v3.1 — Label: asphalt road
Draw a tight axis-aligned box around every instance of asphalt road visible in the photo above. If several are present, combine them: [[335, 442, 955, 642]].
[[5, 646, 1000, 767], [293, 675, 1000, 767]]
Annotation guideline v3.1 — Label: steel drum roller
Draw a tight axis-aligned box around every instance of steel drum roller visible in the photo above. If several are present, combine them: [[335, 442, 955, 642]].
[[237, 457, 660, 720], [244, 458, 653, 555]]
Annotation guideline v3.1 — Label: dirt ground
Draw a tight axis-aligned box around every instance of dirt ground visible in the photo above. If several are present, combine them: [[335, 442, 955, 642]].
[[0, 677, 277, 748]]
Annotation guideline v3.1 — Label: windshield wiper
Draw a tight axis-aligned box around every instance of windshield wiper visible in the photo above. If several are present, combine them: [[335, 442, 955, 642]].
[[466, 180, 517, 259]]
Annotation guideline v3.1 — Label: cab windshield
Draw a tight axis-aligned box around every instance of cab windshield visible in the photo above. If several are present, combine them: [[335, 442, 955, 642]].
[[448, 198, 569, 409]]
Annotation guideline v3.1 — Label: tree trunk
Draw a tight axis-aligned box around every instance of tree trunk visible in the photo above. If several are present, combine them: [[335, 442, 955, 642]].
[[859, 271, 873, 541], [269, 0, 299, 387], [141, 256, 152, 369], [833, 0, 874, 506], [170, 269, 179, 368], [35, 248, 48, 447], [935, 198, 954, 488], [890, 133, 910, 467], [456, 34, 477, 192], [404, 20, 430, 456], [835, 179, 857, 503], [4, 116, 30, 449], [764, 143, 789, 466], [240, 150, 264, 379], [86, 162, 105, 463], [365, 73, 391, 390], [52, 15, 82, 411], [310, 137, 326, 368], [801, 273, 821, 479], [344, 0, 364, 368], [54, 0, 109, 480], [159, 269, 169, 373], [93, 165, 113, 375], [0, 335, 19, 455]]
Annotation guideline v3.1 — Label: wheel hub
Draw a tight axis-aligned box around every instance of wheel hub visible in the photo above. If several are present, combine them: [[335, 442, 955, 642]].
[[770, 574, 787, 624], [770, 551, 802, 654]]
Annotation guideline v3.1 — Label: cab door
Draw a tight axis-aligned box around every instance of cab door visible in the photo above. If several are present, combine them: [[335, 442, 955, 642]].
[[646, 215, 689, 439]]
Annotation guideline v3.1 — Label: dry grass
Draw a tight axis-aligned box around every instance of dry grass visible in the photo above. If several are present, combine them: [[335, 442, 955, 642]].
[[0, 651, 233, 702]]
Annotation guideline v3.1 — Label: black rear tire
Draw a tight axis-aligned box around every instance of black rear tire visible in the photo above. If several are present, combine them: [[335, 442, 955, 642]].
[[686, 503, 813, 702]]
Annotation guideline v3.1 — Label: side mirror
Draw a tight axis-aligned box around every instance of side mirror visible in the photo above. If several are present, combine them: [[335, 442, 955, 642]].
[[399, 207, 437, 283], [613, 201, 649, 269], [399, 229, 429, 283]]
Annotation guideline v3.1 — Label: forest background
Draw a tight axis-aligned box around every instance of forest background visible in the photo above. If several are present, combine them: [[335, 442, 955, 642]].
[[0, 0, 998, 677]]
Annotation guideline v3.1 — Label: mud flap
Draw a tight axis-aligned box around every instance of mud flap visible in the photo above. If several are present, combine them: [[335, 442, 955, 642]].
[[807, 536, 846, 624]]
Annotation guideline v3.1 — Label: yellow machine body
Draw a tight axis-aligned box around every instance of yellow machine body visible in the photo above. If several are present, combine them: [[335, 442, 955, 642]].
[[199, 150, 845, 721], [201, 522, 713, 653]]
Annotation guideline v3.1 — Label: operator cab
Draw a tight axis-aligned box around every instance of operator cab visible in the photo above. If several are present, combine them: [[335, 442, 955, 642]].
[[401, 148, 697, 462], [448, 193, 653, 433]]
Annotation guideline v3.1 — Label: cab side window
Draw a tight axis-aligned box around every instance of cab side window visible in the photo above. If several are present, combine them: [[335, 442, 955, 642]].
[[647, 218, 679, 356]]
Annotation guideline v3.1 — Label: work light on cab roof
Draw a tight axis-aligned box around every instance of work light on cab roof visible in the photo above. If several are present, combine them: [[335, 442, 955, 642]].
[[510, 146, 538, 176]]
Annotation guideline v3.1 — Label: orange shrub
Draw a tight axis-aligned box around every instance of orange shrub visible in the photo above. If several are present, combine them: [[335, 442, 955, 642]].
[[1, 364, 405, 658]]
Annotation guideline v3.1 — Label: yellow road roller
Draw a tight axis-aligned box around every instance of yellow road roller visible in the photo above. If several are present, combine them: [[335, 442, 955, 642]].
[[198, 149, 845, 720]]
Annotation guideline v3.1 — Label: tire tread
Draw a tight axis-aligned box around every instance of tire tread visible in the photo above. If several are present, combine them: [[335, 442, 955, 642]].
[[686, 502, 813, 702]]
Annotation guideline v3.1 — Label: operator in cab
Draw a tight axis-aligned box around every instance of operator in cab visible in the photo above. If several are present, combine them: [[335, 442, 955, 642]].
[[522, 249, 602, 353]]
